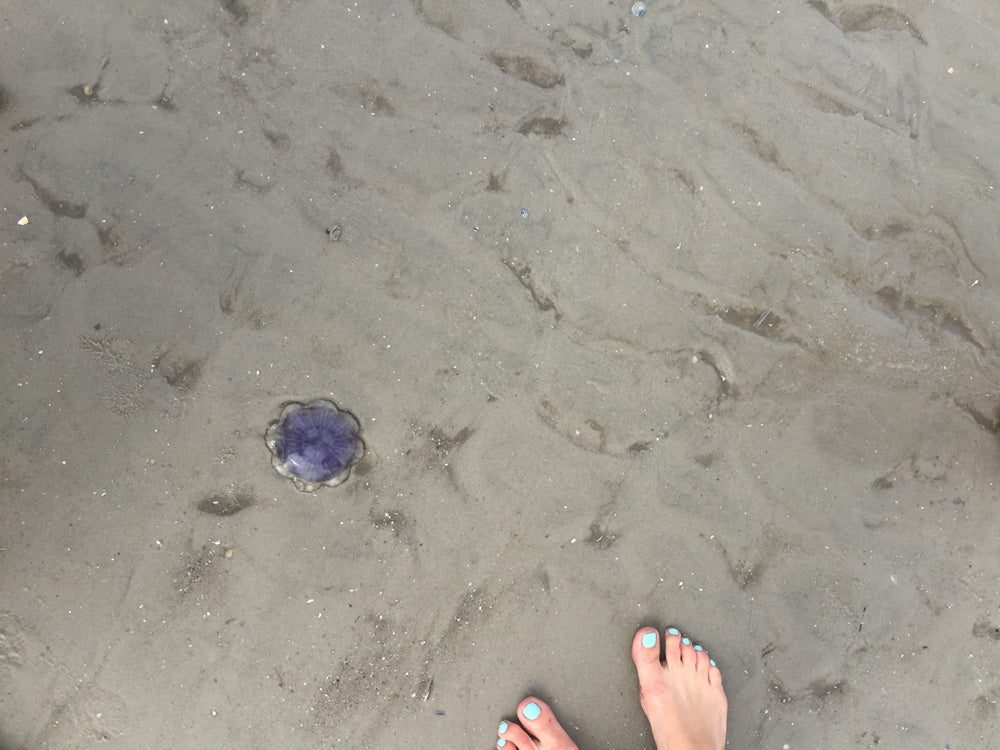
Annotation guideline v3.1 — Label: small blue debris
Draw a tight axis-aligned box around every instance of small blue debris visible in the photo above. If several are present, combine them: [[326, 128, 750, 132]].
[[521, 208, 529, 218]]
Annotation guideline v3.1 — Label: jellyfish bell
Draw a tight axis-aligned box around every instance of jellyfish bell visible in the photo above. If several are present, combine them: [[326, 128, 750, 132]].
[[265, 399, 365, 492]]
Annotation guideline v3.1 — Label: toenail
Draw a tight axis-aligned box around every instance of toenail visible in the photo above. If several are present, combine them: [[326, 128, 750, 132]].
[[522, 701, 541, 721], [682, 637, 691, 645], [498, 721, 508, 734], [498, 740, 507, 748], [667, 627, 680, 635], [694, 644, 703, 651], [641, 631, 657, 648], [710, 659, 717, 667]]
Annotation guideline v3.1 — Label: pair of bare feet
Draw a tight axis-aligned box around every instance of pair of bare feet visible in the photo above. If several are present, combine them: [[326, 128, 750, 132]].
[[496, 626, 728, 750]]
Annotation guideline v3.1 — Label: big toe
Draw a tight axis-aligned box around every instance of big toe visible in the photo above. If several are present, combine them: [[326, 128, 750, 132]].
[[498, 697, 577, 750], [631, 627, 664, 683]]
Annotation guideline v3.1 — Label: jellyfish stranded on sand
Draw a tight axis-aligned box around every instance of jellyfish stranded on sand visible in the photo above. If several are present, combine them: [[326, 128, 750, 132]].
[[265, 399, 365, 492]]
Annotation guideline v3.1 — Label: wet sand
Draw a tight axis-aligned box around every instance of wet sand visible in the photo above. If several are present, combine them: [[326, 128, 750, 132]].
[[2, 1, 999, 747]]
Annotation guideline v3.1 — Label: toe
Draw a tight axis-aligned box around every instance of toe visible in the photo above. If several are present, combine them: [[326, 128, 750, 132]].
[[663, 627, 684, 669], [516, 697, 576, 749], [693, 646, 712, 676], [632, 627, 662, 667], [708, 660, 725, 688], [633, 627, 668, 711], [678, 634, 699, 667]]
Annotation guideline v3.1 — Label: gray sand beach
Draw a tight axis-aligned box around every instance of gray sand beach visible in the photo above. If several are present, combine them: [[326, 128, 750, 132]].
[[2, 1, 999, 747]]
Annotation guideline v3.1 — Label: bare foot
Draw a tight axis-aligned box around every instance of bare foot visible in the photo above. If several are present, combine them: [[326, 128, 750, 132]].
[[631, 626, 728, 750], [497, 697, 578, 750], [497, 627, 726, 750]]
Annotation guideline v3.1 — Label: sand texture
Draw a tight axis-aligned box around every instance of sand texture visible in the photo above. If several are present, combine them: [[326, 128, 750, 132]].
[[2, 1, 999, 747]]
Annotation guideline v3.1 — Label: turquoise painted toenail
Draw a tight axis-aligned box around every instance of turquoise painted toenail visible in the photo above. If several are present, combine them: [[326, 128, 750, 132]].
[[523, 702, 541, 720], [498, 721, 508, 734], [694, 644, 703, 651], [682, 637, 691, 645], [642, 632, 657, 648], [710, 659, 716, 667], [667, 627, 680, 635], [498, 740, 507, 748]]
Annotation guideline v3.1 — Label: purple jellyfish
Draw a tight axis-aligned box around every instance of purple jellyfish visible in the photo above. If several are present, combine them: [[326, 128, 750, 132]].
[[265, 399, 365, 492]]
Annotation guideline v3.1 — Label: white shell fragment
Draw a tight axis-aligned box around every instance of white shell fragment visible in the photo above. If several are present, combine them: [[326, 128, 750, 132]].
[[18, 216, 29, 226], [631, 2, 647, 17]]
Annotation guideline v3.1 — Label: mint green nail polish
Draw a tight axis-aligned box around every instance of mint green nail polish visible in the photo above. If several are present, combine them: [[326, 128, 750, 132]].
[[498, 740, 507, 748], [641, 632, 657, 648], [523, 701, 541, 721], [498, 721, 508, 733], [682, 637, 691, 645], [710, 659, 717, 667], [667, 627, 680, 635], [694, 644, 704, 651]]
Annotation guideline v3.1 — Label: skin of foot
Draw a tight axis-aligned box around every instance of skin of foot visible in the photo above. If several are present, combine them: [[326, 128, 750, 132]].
[[497, 627, 727, 750], [496, 697, 578, 750], [632, 626, 727, 750]]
